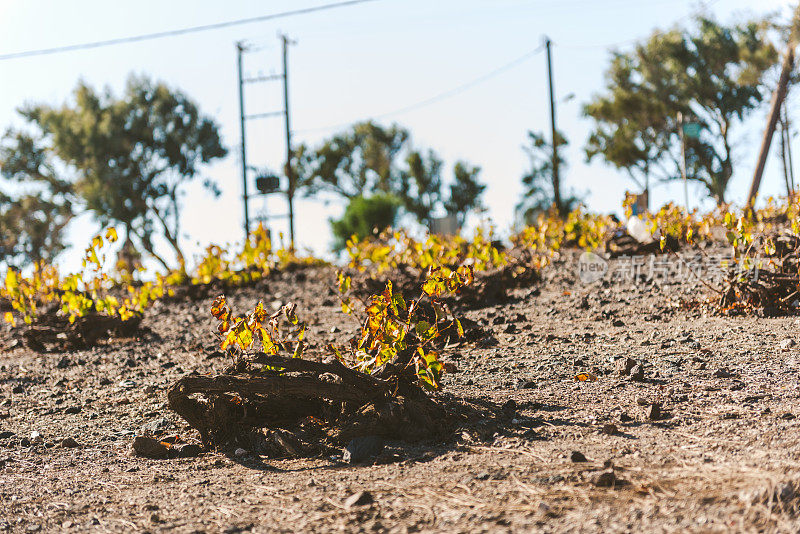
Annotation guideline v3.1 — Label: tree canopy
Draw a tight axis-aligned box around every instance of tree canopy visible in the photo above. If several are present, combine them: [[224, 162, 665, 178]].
[[516, 130, 580, 223], [297, 120, 486, 229], [0, 130, 74, 268], [584, 15, 778, 204], [11, 75, 227, 270]]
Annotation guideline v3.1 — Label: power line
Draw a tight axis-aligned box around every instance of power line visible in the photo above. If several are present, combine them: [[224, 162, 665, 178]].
[[0, 0, 380, 62], [295, 44, 545, 134]]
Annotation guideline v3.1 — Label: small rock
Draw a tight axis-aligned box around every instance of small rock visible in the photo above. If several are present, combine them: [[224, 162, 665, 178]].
[[619, 412, 633, 422], [570, 451, 587, 462], [234, 447, 247, 457], [474, 472, 490, 480], [12, 385, 24, 394], [29, 431, 43, 444], [56, 357, 71, 369], [0, 431, 15, 439], [629, 364, 645, 382], [271, 429, 304, 457], [713, 368, 737, 379], [64, 406, 81, 415], [343, 436, 384, 464], [612, 319, 625, 327], [61, 437, 80, 448], [646, 403, 662, 421], [616, 358, 637, 377], [133, 436, 169, 459], [593, 470, 618, 487], [344, 490, 373, 510], [140, 417, 170, 436], [172, 443, 202, 458], [781, 339, 796, 351], [601, 423, 618, 435]]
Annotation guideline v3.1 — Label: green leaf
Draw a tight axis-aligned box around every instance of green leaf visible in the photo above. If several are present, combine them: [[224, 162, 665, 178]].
[[415, 321, 431, 336]]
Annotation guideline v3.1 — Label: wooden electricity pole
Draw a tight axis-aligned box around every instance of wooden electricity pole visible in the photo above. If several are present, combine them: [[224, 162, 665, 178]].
[[544, 36, 562, 214], [747, 8, 800, 206], [236, 42, 250, 241], [281, 34, 296, 250]]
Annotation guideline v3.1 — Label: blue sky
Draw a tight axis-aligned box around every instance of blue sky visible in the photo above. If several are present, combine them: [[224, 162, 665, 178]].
[[0, 0, 795, 269]]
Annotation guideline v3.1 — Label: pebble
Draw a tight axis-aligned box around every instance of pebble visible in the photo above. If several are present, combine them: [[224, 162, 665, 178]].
[[343, 436, 384, 464], [781, 339, 796, 351], [140, 417, 170, 435], [616, 358, 637, 377], [171, 443, 202, 458], [593, 470, 619, 487], [234, 448, 247, 457], [646, 403, 662, 421], [61, 437, 80, 448], [344, 490, 373, 510], [570, 451, 587, 462], [601, 423, 618, 435], [629, 364, 645, 382], [133, 436, 169, 459], [29, 431, 43, 444]]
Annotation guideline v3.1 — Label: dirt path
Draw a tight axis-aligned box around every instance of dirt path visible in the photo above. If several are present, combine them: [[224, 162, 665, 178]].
[[2, 260, 800, 533]]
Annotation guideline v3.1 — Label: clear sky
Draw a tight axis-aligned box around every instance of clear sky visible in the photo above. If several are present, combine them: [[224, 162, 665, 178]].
[[0, 0, 795, 269]]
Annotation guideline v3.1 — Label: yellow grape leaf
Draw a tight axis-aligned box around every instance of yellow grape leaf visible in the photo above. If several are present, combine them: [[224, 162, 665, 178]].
[[4, 270, 18, 292], [455, 318, 464, 338], [4, 312, 15, 327], [210, 295, 228, 320], [574, 372, 598, 382], [105, 227, 118, 243]]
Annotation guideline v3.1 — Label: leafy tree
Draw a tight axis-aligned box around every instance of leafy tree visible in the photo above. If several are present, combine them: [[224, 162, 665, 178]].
[[330, 193, 400, 251], [16, 75, 226, 270], [298, 121, 409, 199], [516, 130, 580, 223], [445, 161, 486, 226], [399, 149, 444, 225], [297, 121, 486, 228], [584, 15, 778, 204], [0, 130, 73, 267]]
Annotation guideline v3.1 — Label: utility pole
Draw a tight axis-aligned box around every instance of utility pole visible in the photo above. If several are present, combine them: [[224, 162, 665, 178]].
[[281, 34, 296, 250], [236, 41, 250, 242], [677, 112, 689, 212], [780, 104, 792, 197], [747, 6, 799, 206], [784, 102, 796, 197], [544, 36, 562, 214], [234, 38, 296, 245]]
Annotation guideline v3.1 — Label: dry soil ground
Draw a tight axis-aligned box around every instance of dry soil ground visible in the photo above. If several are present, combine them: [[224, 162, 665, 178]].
[[2, 253, 800, 533]]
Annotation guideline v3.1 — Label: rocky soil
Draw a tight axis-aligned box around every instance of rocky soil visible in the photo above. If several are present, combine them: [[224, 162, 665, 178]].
[[2, 253, 800, 533]]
